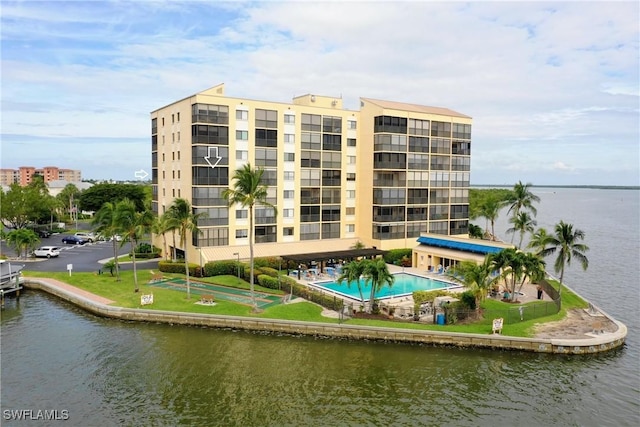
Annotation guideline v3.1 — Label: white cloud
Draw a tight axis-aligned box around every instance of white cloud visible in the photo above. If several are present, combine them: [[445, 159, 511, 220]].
[[1, 0, 638, 185]]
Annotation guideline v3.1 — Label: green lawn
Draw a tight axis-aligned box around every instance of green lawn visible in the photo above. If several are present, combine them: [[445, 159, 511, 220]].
[[23, 269, 587, 337]]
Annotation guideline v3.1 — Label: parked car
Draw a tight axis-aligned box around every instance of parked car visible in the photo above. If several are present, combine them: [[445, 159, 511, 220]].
[[33, 246, 61, 258], [35, 229, 52, 238], [74, 232, 95, 242], [62, 235, 88, 245]]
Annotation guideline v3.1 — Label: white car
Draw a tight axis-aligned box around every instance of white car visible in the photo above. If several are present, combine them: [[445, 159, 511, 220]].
[[74, 232, 95, 242], [33, 246, 61, 258]]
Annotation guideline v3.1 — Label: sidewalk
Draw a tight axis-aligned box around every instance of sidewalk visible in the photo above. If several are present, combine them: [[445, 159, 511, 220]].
[[29, 277, 115, 305]]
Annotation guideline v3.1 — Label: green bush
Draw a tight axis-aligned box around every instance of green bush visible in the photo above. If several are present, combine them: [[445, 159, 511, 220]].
[[204, 260, 240, 277], [413, 289, 451, 306], [253, 256, 286, 270], [460, 291, 477, 310], [257, 274, 281, 290], [384, 248, 413, 266], [158, 260, 200, 276], [259, 266, 279, 278]]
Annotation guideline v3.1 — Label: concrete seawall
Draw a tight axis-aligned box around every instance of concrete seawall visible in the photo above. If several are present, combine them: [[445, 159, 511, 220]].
[[24, 279, 627, 355]]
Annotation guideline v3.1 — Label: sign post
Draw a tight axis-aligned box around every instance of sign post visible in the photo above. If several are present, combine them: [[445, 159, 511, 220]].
[[67, 264, 73, 277]]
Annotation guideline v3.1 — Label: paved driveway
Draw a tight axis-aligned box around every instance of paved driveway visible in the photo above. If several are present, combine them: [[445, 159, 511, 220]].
[[2, 235, 158, 273]]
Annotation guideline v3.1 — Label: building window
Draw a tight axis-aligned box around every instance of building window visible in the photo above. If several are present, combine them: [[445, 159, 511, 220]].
[[284, 152, 295, 162], [301, 132, 321, 150], [283, 227, 294, 236], [283, 190, 294, 199], [284, 114, 295, 124], [347, 190, 355, 199], [283, 208, 294, 218], [192, 104, 229, 124], [346, 224, 355, 233], [347, 156, 356, 165], [301, 113, 321, 132], [177, 112, 180, 122], [347, 138, 356, 147], [346, 207, 355, 215], [255, 148, 278, 167], [236, 110, 248, 121], [255, 109, 278, 128], [255, 129, 278, 147], [236, 229, 248, 238], [172, 114, 175, 123], [346, 173, 356, 181], [236, 150, 248, 161], [347, 120, 357, 130], [236, 130, 248, 140], [236, 209, 248, 219], [284, 133, 295, 144], [284, 171, 295, 181], [177, 131, 180, 142], [322, 116, 342, 133]]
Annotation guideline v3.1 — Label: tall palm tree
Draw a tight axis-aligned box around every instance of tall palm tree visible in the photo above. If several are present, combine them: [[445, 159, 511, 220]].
[[489, 248, 526, 302], [448, 258, 496, 304], [517, 252, 546, 296], [478, 196, 504, 241], [507, 181, 540, 243], [539, 221, 589, 298], [167, 198, 205, 300], [362, 258, 395, 313], [114, 198, 154, 293], [93, 201, 122, 281], [337, 260, 367, 310], [506, 211, 537, 250], [222, 164, 276, 310], [151, 212, 175, 261], [528, 227, 551, 256]]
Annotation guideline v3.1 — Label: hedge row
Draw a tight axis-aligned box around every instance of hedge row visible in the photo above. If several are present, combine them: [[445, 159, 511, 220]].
[[383, 248, 413, 266], [158, 261, 203, 277]]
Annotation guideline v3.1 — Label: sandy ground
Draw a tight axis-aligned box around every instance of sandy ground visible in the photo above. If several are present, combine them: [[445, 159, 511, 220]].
[[531, 308, 619, 339]]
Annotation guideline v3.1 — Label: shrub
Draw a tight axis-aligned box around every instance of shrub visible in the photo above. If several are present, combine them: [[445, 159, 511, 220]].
[[257, 274, 281, 290], [158, 260, 200, 276], [204, 260, 240, 277], [259, 266, 279, 278], [253, 256, 285, 270], [459, 291, 477, 310], [384, 248, 413, 266], [413, 289, 452, 306]]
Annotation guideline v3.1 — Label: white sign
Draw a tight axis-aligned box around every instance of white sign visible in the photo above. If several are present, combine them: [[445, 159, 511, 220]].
[[141, 294, 154, 306], [67, 264, 73, 276], [492, 318, 504, 334]]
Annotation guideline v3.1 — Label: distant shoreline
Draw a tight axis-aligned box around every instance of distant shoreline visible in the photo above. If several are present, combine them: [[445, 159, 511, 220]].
[[472, 185, 639, 190]]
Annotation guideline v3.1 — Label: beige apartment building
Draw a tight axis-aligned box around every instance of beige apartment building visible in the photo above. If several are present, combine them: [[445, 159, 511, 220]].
[[151, 84, 472, 265]]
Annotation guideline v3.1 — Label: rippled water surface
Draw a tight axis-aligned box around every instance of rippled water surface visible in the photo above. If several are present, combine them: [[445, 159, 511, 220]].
[[2, 188, 639, 426]]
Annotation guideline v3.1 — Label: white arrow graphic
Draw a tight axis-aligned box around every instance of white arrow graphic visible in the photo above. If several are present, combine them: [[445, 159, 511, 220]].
[[204, 146, 222, 169], [135, 169, 149, 180]]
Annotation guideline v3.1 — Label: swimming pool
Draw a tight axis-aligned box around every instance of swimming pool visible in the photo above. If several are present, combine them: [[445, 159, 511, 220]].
[[312, 273, 461, 301]]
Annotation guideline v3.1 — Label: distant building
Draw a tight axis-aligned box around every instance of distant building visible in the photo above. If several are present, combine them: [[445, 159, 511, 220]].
[[0, 166, 82, 186], [46, 180, 93, 197]]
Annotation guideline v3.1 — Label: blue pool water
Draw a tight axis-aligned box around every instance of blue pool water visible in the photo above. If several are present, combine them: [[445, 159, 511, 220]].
[[313, 273, 460, 301]]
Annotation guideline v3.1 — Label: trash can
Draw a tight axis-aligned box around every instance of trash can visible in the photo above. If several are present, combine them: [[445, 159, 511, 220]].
[[436, 313, 445, 325]]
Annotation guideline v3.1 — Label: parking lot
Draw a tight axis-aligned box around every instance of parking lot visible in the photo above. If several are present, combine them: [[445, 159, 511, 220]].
[[0, 234, 153, 273]]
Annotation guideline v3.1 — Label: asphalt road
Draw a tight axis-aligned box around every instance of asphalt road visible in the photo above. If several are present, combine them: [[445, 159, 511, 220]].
[[2, 234, 159, 273]]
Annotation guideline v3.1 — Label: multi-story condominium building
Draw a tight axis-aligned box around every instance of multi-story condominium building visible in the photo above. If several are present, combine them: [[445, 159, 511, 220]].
[[151, 84, 472, 265], [0, 166, 82, 186]]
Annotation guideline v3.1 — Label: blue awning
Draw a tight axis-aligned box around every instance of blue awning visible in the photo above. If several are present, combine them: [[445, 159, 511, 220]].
[[416, 236, 505, 255]]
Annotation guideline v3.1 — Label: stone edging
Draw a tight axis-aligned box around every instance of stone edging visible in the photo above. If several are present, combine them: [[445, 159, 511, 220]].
[[23, 279, 627, 355]]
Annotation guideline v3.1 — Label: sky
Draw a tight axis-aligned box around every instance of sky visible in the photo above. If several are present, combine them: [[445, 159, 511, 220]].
[[1, 0, 639, 186]]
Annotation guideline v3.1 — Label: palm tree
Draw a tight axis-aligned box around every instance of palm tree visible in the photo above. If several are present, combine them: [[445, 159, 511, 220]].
[[447, 258, 496, 304], [222, 164, 276, 310], [516, 252, 546, 296], [478, 196, 504, 241], [506, 211, 537, 250], [337, 260, 367, 310], [539, 221, 589, 298], [6, 229, 39, 259], [93, 201, 122, 281], [167, 198, 205, 300], [489, 248, 526, 302], [114, 198, 154, 292], [152, 212, 176, 261], [362, 258, 395, 313], [528, 227, 551, 256], [507, 181, 540, 243]]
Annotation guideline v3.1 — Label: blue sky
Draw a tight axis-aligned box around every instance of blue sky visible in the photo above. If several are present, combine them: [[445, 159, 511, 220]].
[[1, 0, 638, 185]]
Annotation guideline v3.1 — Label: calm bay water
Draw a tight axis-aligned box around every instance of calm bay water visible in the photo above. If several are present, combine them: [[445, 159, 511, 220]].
[[1, 188, 639, 426]]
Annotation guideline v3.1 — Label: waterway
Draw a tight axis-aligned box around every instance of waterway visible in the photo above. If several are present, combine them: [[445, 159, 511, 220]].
[[1, 188, 639, 426]]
